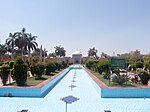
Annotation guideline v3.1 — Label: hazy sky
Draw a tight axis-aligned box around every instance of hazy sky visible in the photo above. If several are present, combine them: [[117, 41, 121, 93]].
[[0, 0, 150, 56]]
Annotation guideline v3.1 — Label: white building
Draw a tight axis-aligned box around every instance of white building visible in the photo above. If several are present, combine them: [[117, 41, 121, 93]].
[[72, 50, 82, 64]]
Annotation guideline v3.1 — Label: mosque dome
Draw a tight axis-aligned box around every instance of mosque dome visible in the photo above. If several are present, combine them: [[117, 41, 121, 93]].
[[72, 50, 82, 55]]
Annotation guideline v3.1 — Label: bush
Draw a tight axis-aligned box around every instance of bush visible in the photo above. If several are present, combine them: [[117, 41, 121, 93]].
[[46, 62, 56, 75], [4, 61, 9, 64], [144, 61, 150, 70], [31, 57, 39, 63], [0, 64, 10, 85], [138, 71, 150, 85], [13, 57, 28, 86], [9, 61, 14, 69], [97, 60, 110, 74], [68, 62, 73, 65], [102, 72, 109, 79], [9, 61, 14, 77], [26, 60, 31, 71], [61, 61, 68, 69], [30, 57, 39, 75], [33, 63, 45, 79], [135, 62, 144, 69], [112, 68, 120, 75], [0, 62, 3, 66], [112, 75, 127, 85], [86, 59, 99, 71], [54, 62, 62, 71]]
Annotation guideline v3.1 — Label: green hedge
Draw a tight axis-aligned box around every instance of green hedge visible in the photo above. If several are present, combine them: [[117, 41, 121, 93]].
[[97, 60, 110, 75], [112, 75, 127, 85], [33, 63, 45, 79], [9, 61, 14, 77], [86, 59, 99, 71], [135, 62, 144, 69], [0, 64, 10, 85], [138, 71, 150, 85], [13, 57, 28, 86], [54, 62, 62, 71], [9, 61, 14, 69], [46, 62, 56, 75], [61, 61, 68, 69]]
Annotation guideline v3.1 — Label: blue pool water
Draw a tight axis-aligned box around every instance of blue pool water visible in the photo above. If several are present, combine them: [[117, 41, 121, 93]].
[[0, 65, 150, 112]]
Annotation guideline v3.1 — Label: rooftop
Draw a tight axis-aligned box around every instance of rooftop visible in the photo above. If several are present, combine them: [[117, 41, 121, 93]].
[[72, 50, 82, 55]]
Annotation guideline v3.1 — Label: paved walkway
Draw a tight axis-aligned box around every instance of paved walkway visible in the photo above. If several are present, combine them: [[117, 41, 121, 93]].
[[0, 68, 150, 112]]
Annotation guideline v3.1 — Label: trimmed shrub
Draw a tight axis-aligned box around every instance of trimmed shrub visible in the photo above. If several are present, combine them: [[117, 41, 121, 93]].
[[68, 62, 73, 65], [33, 63, 45, 79], [102, 72, 109, 79], [0, 64, 10, 85], [144, 61, 150, 70], [46, 62, 56, 75], [54, 62, 62, 71], [26, 60, 31, 71], [97, 60, 110, 74], [9, 61, 14, 77], [31, 57, 39, 63], [135, 62, 144, 69], [30, 57, 39, 75], [86, 59, 99, 71], [0, 62, 3, 66], [112, 75, 127, 85], [61, 61, 68, 69], [13, 57, 28, 86], [9, 61, 14, 69], [138, 71, 150, 85]]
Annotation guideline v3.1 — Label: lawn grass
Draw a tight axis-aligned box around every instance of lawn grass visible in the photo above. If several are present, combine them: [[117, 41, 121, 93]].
[[87, 69, 110, 86], [87, 69, 142, 87], [11, 70, 62, 86], [26, 75, 51, 86]]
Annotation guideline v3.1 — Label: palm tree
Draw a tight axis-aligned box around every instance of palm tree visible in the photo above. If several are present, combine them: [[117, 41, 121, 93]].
[[54, 45, 66, 57], [0, 44, 7, 61], [32, 48, 47, 57], [101, 52, 110, 59], [15, 28, 28, 56], [88, 47, 98, 59], [6, 33, 18, 59], [43, 48, 48, 62], [25, 33, 38, 61]]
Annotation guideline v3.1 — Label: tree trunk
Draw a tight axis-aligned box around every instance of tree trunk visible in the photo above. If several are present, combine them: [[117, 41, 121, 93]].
[[21, 48, 23, 57], [28, 49, 30, 61], [11, 48, 14, 59], [43, 49, 45, 62]]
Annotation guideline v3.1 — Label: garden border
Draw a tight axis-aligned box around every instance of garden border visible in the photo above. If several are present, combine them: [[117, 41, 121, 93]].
[[0, 68, 71, 97], [84, 68, 150, 98]]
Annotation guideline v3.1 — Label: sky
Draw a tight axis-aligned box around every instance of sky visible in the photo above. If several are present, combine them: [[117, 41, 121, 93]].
[[0, 0, 150, 57]]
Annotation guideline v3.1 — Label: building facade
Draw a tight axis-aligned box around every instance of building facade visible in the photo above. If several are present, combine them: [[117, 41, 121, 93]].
[[72, 50, 82, 64]]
